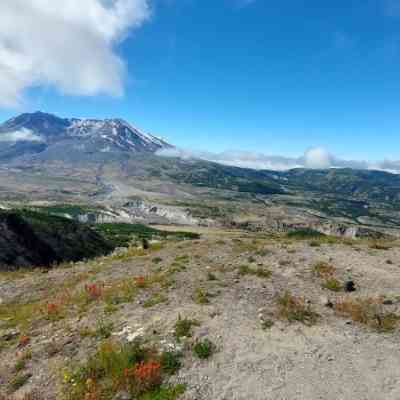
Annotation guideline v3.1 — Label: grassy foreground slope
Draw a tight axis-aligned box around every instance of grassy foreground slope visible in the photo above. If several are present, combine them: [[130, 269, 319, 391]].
[[1, 229, 400, 399]]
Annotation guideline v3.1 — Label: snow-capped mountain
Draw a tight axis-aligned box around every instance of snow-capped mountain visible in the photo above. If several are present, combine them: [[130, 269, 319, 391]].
[[66, 118, 170, 152], [0, 111, 172, 161]]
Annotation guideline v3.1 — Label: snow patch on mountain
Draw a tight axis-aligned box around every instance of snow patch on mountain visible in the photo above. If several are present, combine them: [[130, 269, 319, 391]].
[[0, 112, 172, 158]]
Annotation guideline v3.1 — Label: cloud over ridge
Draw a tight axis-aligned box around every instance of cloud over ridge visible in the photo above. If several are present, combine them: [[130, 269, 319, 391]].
[[0, 128, 43, 142], [157, 146, 400, 174], [0, 0, 151, 107]]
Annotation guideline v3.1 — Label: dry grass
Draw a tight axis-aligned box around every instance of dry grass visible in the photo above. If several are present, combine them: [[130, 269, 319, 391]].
[[322, 277, 343, 292], [276, 291, 319, 326], [193, 288, 210, 305], [312, 262, 343, 292], [312, 261, 336, 278], [238, 265, 271, 279], [174, 316, 199, 339], [107, 243, 164, 262], [143, 293, 168, 308], [0, 301, 41, 330], [0, 391, 44, 400], [368, 240, 393, 251], [335, 297, 400, 332], [232, 239, 261, 254]]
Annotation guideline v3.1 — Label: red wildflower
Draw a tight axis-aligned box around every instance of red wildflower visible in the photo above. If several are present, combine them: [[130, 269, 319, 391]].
[[124, 360, 161, 394], [19, 335, 30, 347], [84, 283, 103, 299], [134, 360, 161, 380], [134, 276, 146, 288], [46, 303, 59, 315]]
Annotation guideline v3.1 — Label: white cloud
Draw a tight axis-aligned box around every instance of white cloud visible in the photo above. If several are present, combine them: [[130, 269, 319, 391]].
[[0, 128, 44, 142], [303, 147, 332, 169], [157, 146, 400, 174], [157, 147, 306, 171], [0, 0, 151, 107]]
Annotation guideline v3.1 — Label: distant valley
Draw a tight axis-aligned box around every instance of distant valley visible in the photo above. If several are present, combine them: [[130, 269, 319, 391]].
[[1, 111, 400, 242], [2, 114, 400, 400]]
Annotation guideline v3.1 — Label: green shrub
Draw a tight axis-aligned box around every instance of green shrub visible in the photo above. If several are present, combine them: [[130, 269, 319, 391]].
[[8, 373, 31, 392], [193, 288, 210, 305], [322, 278, 343, 292], [174, 316, 198, 339], [143, 294, 168, 308], [96, 319, 114, 338], [193, 339, 214, 359], [160, 352, 182, 375], [62, 340, 157, 399], [287, 229, 325, 240], [93, 223, 200, 248], [14, 359, 27, 372], [138, 384, 186, 400], [238, 265, 271, 278]]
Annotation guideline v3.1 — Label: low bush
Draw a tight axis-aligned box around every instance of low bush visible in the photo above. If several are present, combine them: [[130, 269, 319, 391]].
[[80, 319, 114, 339], [62, 339, 184, 400], [8, 373, 32, 393], [174, 316, 198, 339], [13, 350, 32, 372], [277, 291, 319, 326], [322, 277, 343, 292], [238, 265, 271, 279], [335, 297, 400, 332], [143, 294, 168, 308], [193, 339, 214, 359], [193, 288, 210, 305], [312, 262, 335, 278], [287, 229, 325, 240], [160, 351, 182, 375], [138, 384, 186, 400]]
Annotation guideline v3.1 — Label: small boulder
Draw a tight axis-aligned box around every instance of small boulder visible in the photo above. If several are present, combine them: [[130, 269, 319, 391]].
[[113, 391, 131, 400], [345, 281, 356, 292], [320, 296, 333, 308]]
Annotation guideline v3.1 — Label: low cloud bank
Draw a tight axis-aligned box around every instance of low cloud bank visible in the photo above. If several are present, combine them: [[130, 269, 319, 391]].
[[157, 146, 400, 174], [0, 128, 43, 142]]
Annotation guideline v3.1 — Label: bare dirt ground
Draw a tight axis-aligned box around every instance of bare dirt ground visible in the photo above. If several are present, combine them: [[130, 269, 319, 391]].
[[1, 230, 400, 400]]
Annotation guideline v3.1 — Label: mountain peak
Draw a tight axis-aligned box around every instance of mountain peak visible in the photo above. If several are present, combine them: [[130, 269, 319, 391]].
[[0, 112, 172, 162]]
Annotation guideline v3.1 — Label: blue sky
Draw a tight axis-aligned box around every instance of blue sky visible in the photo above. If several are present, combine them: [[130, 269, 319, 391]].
[[1, 0, 400, 162]]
